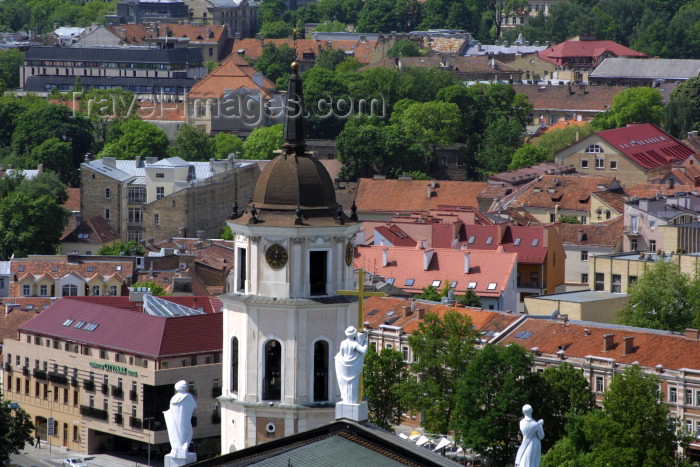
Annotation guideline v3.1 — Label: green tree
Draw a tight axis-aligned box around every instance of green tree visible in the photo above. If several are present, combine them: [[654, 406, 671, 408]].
[[206, 60, 220, 73], [403, 310, 479, 434], [0, 390, 35, 463], [170, 124, 215, 161], [508, 143, 552, 170], [220, 225, 234, 240], [258, 0, 286, 25], [0, 192, 69, 258], [592, 87, 664, 130], [387, 39, 421, 57], [364, 346, 407, 430], [260, 20, 293, 38], [253, 44, 296, 83], [453, 344, 538, 466], [542, 365, 689, 467], [617, 259, 695, 331], [665, 76, 700, 139], [415, 285, 442, 301], [314, 48, 349, 71], [0, 48, 23, 89], [398, 101, 461, 160], [456, 290, 481, 307], [475, 116, 525, 177], [335, 57, 363, 73], [17, 171, 68, 205], [242, 124, 284, 160], [132, 281, 168, 296], [28, 138, 74, 184], [534, 124, 595, 156], [313, 20, 346, 32], [97, 241, 146, 256], [99, 118, 169, 160], [559, 215, 582, 224], [214, 133, 244, 158]]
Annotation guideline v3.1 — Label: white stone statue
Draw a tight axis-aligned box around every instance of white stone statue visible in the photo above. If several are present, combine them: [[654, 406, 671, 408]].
[[515, 404, 544, 467], [335, 326, 368, 404], [163, 380, 197, 459]]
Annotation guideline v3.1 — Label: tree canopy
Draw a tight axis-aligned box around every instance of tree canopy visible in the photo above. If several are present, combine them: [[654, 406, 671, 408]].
[[242, 124, 284, 160], [592, 87, 664, 130], [99, 118, 169, 160], [0, 390, 35, 463], [97, 241, 146, 257], [364, 346, 407, 430], [170, 124, 215, 161], [665, 76, 700, 139]]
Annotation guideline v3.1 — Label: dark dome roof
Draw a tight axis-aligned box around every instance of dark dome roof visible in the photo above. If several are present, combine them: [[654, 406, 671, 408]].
[[252, 154, 337, 209]]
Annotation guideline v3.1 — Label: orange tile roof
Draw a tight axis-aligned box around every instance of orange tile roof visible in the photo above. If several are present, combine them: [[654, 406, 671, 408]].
[[506, 174, 620, 212], [63, 188, 80, 212], [188, 55, 275, 99], [0, 299, 51, 342], [362, 295, 521, 335], [497, 317, 700, 371], [513, 84, 624, 113], [625, 183, 697, 199], [231, 38, 320, 62], [105, 23, 226, 45], [555, 216, 623, 248], [355, 245, 517, 297], [61, 215, 121, 244], [591, 190, 625, 214], [354, 179, 488, 215]]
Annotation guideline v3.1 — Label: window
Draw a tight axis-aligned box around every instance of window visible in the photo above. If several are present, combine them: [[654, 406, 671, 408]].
[[610, 160, 617, 170], [629, 276, 638, 284], [431, 280, 441, 287], [612, 274, 622, 293], [670, 386, 678, 403], [105, 188, 110, 199], [649, 240, 656, 252], [581, 273, 588, 283], [208, 47, 213, 56], [649, 220, 656, 229], [581, 215, 587, 224], [128, 208, 142, 224], [595, 376, 604, 392], [108, 285, 118, 296], [127, 186, 146, 204], [18, 265, 24, 272], [402, 346, 409, 361], [532, 238, 539, 247], [154, 213, 159, 225], [550, 213, 556, 222], [263, 340, 281, 401], [595, 273, 604, 291], [127, 230, 142, 242], [62, 284, 78, 296], [630, 215, 639, 233], [468, 282, 477, 289], [581, 159, 589, 169], [105, 209, 110, 220], [586, 144, 604, 153], [230, 337, 239, 394], [514, 238, 521, 246], [91, 285, 100, 296], [686, 389, 693, 405], [486, 236, 493, 245], [535, 4, 539, 10], [313, 340, 329, 402], [595, 157, 604, 169], [40, 285, 48, 296], [309, 251, 328, 296], [22, 284, 30, 296], [468, 236, 475, 244], [581, 251, 588, 261], [630, 239, 638, 251], [155, 173, 165, 178], [487, 283, 497, 290], [156, 187, 165, 200], [405, 279, 415, 286]]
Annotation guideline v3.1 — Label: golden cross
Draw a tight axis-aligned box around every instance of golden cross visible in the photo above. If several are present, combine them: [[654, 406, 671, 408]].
[[337, 268, 385, 403]]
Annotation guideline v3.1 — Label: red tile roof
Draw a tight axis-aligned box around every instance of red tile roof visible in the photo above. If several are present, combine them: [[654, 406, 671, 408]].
[[596, 124, 694, 169], [62, 215, 121, 244], [374, 225, 416, 247], [555, 216, 623, 248], [497, 317, 700, 371], [461, 224, 549, 264], [355, 179, 488, 215], [362, 296, 521, 335], [513, 84, 624, 113], [188, 55, 275, 99], [538, 39, 646, 67], [105, 23, 226, 45], [355, 245, 517, 297], [505, 174, 620, 212], [17, 296, 222, 358], [624, 183, 697, 198]]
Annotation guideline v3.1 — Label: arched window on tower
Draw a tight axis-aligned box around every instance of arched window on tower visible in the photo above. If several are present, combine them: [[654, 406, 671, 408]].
[[313, 340, 329, 401], [230, 337, 239, 395], [262, 340, 281, 401]]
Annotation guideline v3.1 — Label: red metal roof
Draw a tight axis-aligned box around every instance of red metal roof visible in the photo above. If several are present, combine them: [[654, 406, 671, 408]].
[[597, 124, 694, 169], [18, 297, 222, 358], [461, 225, 548, 264]]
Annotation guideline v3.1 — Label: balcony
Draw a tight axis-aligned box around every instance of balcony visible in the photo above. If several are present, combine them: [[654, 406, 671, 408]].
[[48, 372, 68, 385], [71, 377, 79, 387], [4, 362, 11, 372], [22, 366, 29, 376], [80, 405, 109, 421], [211, 387, 222, 398], [129, 389, 138, 402], [114, 413, 123, 425], [83, 380, 95, 392], [101, 383, 109, 395], [130, 417, 142, 429], [111, 386, 123, 398], [517, 281, 542, 291], [33, 369, 47, 380]]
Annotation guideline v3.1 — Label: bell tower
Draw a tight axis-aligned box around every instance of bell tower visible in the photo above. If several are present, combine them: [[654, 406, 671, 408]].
[[219, 63, 360, 453]]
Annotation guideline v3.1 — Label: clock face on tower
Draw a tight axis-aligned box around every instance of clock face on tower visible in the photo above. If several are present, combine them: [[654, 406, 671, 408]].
[[345, 241, 354, 266], [265, 244, 288, 270]]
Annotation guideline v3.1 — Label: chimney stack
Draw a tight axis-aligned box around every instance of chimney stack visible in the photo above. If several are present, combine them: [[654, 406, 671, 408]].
[[464, 252, 471, 273], [603, 333, 614, 351], [382, 248, 389, 267], [423, 249, 434, 270], [686, 328, 700, 340], [623, 336, 634, 355]]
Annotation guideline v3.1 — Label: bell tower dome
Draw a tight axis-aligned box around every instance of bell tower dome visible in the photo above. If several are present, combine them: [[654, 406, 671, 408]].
[[219, 64, 360, 452]]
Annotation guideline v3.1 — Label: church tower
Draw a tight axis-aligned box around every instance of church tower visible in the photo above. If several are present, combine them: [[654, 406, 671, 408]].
[[219, 63, 360, 452]]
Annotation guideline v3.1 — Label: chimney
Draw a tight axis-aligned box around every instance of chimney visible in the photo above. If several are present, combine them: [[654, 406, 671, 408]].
[[37, 163, 43, 173], [686, 328, 700, 340], [464, 252, 471, 273], [135, 156, 141, 167], [584, 328, 590, 336], [603, 333, 614, 351], [382, 248, 389, 267], [423, 249, 434, 270], [623, 336, 634, 355], [402, 305, 412, 317]]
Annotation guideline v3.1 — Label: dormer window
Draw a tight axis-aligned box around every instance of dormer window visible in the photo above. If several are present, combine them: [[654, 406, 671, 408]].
[[585, 144, 603, 154]]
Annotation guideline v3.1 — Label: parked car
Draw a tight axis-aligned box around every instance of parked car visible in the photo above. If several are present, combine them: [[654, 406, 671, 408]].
[[63, 459, 87, 467]]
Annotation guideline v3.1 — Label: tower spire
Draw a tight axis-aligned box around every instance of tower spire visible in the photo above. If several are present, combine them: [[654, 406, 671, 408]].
[[282, 62, 306, 157]]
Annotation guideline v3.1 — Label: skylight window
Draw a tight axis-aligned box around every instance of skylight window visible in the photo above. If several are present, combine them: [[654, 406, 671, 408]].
[[514, 238, 521, 246], [405, 279, 415, 286], [483, 330, 496, 337], [487, 283, 497, 290], [468, 236, 475, 244], [84, 323, 99, 332], [384, 316, 400, 325], [386, 278, 395, 285], [468, 282, 477, 289], [532, 238, 539, 247], [385, 310, 395, 316], [62, 319, 74, 327], [486, 237, 493, 245], [450, 281, 458, 288], [432, 280, 441, 287], [74, 320, 86, 329], [515, 331, 534, 339], [368, 309, 379, 316]]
